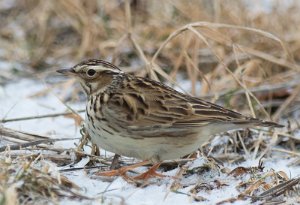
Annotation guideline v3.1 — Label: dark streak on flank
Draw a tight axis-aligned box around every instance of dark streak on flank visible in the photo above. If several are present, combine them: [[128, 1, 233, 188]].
[[93, 96, 98, 113], [107, 123, 120, 133], [102, 127, 114, 135]]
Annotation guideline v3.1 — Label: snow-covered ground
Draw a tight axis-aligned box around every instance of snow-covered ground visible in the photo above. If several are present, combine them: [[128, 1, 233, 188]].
[[1, 79, 299, 205]]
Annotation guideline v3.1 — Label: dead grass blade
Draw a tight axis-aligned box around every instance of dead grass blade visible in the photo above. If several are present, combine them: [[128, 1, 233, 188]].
[[0, 156, 89, 204], [238, 45, 300, 71], [253, 177, 300, 201], [0, 126, 49, 142], [0, 110, 85, 123], [0, 138, 79, 152], [152, 21, 288, 63]]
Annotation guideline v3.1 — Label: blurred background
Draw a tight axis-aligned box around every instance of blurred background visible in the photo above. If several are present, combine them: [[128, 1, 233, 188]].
[[1, 0, 300, 121]]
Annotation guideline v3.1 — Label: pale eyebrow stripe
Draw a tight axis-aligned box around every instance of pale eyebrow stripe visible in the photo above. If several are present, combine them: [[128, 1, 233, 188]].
[[78, 59, 121, 71], [94, 66, 121, 73]]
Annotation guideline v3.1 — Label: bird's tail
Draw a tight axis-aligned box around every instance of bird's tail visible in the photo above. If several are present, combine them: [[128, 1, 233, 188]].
[[233, 118, 284, 128], [256, 120, 284, 128]]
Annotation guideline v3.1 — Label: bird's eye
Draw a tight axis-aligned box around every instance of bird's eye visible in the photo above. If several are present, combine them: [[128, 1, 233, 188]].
[[86, 69, 96, 77]]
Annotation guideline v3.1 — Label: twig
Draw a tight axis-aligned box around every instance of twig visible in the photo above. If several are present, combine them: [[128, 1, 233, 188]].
[[8, 153, 75, 164], [0, 109, 85, 123], [0, 138, 80, 152], [59, 165, 107, 172], [237, 132, 250, 157], [253, 177, 300, 199], [271, 148, 300, 157], [0, 126, 49, 141]]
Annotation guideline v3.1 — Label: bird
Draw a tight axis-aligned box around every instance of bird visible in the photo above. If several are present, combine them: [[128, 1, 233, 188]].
[[57, 59, 282, 179]]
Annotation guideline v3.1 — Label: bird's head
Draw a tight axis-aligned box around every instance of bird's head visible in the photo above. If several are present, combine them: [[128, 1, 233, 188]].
[[57, 59, 123, 95]]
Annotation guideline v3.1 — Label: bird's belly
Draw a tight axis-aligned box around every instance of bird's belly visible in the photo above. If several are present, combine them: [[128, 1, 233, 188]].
[[86, 119, 209, 162]]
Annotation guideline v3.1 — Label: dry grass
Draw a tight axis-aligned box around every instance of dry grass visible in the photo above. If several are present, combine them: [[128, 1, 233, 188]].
[[0, 154, 86, 204], [1, 125, 299, 204], [0, 0, 300, 204], [1, 0, 300, 119]]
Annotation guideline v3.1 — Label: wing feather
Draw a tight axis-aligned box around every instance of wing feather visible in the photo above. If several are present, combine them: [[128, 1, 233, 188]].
[[101, 75, 280, 137]]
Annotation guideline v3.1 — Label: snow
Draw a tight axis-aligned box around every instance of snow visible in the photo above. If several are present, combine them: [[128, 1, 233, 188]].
[[0, 79, 82, 148], [0, 79, 299, 205]]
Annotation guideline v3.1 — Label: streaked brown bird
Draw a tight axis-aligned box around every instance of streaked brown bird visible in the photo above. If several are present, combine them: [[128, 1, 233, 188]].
[[57, 59, 282, 179]]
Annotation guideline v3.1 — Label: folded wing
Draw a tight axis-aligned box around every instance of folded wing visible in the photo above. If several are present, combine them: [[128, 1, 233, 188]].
[[102, 76, 281, 137]]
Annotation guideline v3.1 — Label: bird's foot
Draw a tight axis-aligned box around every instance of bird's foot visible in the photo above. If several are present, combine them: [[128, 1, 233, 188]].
[[96, 160, 150, 179], [110, 154, 121, 170], [133, 163, 166, 180], [96, 161, 167, 182]]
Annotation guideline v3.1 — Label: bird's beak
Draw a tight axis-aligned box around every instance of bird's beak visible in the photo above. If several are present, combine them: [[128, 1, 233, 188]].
[[56, 68, 76, 76]]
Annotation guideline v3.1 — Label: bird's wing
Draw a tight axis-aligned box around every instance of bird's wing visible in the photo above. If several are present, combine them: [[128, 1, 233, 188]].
[[102, 76, 280, 137]]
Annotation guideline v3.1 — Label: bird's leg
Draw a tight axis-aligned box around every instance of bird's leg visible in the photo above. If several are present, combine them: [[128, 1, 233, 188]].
[[133, 163, 165, 180], [96, 160, 151, 178], [110, 154, 121, 170], [91, 143, 100, 156]]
